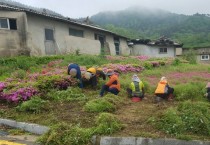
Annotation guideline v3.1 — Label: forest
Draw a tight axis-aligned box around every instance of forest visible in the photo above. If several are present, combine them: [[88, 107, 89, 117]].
[[90, 7, 210, 48]]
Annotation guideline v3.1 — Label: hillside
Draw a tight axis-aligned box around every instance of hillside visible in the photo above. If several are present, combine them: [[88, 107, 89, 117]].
[[1, 55, 210, 144], [90, 7, 210, 48]]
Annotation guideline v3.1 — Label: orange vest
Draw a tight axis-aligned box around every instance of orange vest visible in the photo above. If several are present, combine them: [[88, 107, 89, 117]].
[[155, 80, 168, 94], [106, 74, 120, 91]]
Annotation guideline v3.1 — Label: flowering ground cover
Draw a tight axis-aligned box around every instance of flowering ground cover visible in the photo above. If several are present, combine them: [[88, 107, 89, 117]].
[[0, 55, 210, 144]]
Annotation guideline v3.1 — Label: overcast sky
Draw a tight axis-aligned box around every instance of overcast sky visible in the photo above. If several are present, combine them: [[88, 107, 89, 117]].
[[14, 0, 210, 18]]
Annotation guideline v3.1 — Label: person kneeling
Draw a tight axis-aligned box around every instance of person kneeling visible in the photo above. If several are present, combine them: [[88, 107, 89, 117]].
[[127, 74, 145, 100], [155, 76, 174, 102], [99, 69, 120, 97]]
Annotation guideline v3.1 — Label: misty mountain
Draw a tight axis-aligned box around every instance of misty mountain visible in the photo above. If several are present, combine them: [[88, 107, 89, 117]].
[[90, 7, 210, 48]]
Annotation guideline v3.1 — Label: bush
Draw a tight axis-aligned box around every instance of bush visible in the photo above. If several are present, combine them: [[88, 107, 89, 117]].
[[172, 58, 181, 66], [154, 101, 210, 136], [156, 108, 185, 135], [174, 82, 205, 101], [84, 99, 115, 113], [38, 123, 94, 145], [143, 62, 153, 69], [16, 97, 48, 113], [178, 101, 210, 135], [94, 113, 123, 135]]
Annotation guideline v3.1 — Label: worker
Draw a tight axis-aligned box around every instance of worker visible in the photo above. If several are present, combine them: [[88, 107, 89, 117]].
[[154, 76, 174, 101], [83, 67, 106, 88], [99, 69, 120, 97], [127, 74, 145, 99], [67, 63, 83, 88]]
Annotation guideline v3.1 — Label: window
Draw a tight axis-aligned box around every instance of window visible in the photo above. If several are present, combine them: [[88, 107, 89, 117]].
[[159, 48, 167, 53], [201, 55, 209, 60], [45, 28, 54, 41], [0, 18, 9, 29], [9, 19, 17, 30], [69, 28, 84, 37], [0, 18, 17, 30]]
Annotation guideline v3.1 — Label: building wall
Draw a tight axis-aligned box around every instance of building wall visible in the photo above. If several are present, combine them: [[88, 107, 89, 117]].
[[132, 44, 175, 57], [0, 11, 27, 57], [120, 38, 130, 55], [65, 36, 101, 55], [26, 14, 129, 56]]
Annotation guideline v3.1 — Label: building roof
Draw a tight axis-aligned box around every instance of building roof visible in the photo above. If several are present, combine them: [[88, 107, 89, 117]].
[[130, 36, 183, 47], [0, 0, 128, 39]]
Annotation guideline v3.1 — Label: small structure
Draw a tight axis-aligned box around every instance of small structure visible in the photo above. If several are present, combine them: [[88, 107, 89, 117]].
[[0, 0, 130, 57], [129, 36, 183, 57], [195, 48, 210, 63]]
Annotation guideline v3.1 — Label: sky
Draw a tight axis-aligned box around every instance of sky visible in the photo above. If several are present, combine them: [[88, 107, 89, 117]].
[[13, 0, 210, 18]]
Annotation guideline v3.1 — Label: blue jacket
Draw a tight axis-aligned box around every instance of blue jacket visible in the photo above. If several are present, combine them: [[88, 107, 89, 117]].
[[68, 63, 83, 88]]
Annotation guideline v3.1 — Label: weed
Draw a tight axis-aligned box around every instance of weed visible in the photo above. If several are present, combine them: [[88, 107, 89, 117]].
[[84, 99, 115, 113], [174, 82, 206, 101], [46, 88, 86, 101], [156, 108, 185, 135], [94, 113, 124, 135], [16, 97, 48, 113], [11, 69, 26, 79], [38, 123, 94, 145]]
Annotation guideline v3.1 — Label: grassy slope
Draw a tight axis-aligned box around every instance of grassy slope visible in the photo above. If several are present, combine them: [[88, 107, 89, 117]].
[[1, 55, 210, 142]]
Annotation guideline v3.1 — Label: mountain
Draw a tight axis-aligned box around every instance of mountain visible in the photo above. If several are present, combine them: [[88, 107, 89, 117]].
[[90, 7, 210, 48]]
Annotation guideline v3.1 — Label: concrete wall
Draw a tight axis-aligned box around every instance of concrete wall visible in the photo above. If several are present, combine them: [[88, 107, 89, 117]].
[[120, 38, 130, 55], [131, 44, 175, 57], [65, 36, 101, 54], [196, 55, 210, 64], [26, 14, 129, 56], [0, 11, 28, 57]]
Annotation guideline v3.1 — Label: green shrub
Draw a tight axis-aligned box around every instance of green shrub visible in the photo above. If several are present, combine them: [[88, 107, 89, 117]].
[[84, 99, 115, 113], [46, 88, 86, 101], [156, 108, 185, 135], [172, 58, 181, 66], [143, 62, 153, 69], [36, 75, 62, 92], [178, 101, 210, 135], [183, 50, 197, 64], [12, 69, 26, 79], [38, 123, 94, 145], [154, 101, 210, 136], [94, 113, 123, 135], [174, 82, 205, 101], [16, 97, 48, 113]]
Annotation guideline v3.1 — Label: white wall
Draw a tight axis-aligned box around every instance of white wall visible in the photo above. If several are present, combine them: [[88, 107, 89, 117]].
[[26, 14, 129, 56], [132, 44, 175, 57], [65, 36, 101, 55]]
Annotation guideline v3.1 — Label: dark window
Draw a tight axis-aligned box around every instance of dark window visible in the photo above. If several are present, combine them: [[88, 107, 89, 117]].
[[201, 55, 209, 60], [114, 37, 120, 55], [45, 28, 54, 41], [0, 18, 9, 29], [69, 28, 84, 37], [159, 48, 167, 53], [9, 19, 17, 30]]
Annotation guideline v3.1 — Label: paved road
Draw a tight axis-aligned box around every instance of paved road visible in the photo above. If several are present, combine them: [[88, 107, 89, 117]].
[[0, 134, 39, 145]]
